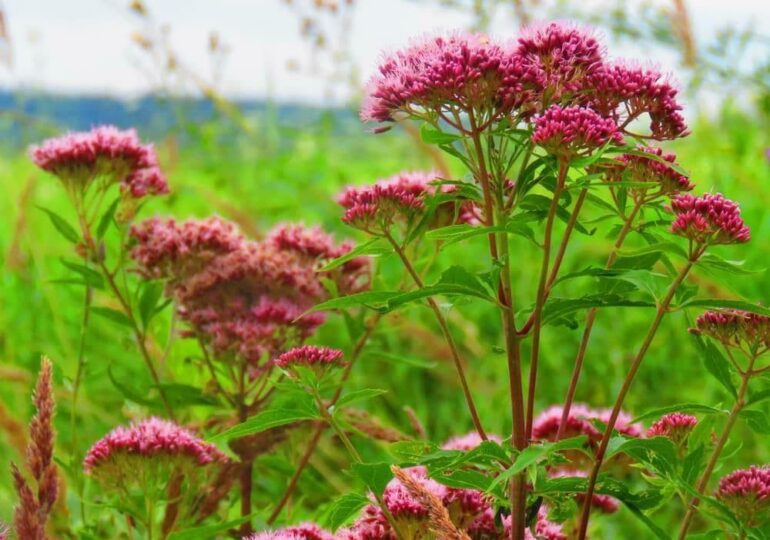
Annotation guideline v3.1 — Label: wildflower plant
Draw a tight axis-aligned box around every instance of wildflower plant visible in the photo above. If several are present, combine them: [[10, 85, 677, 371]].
[[18, 18, 770, 540]]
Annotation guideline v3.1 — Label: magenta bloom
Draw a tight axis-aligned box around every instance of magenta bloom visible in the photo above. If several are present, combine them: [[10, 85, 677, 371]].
[[693, 309, 770, 350], [84, 417, 226, 474], [532, 404, 600, 442], [361, 32, 525, 123], [532, 105, 622, 158], [244, 523, 333, 540], [647, 412, 697, 445], [275, 345, 344, 369], [442, 431, 502, 452], [670, 193, 750, 245], [516, 22, 604, 110], [338, 171, 435, 233], [29, 125, 168, 198], [587, 61, 688, 140], [716, 466, 770, 525], [604, 146, 694, 199]]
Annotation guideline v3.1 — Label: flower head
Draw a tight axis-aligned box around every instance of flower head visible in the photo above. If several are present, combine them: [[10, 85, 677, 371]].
[[275, 345, 344, 370], [532, 404, 600, 442], [692, 309, 770, 351], [442, 431, 502, 452], [84, 417, 226, 475], [30, 125, 167, 198], [244, 523, 333, 540], [504, 507, 567, 540], [602, 146, 694, 200], [647, 413, 698, 445], [670, 193, 750, 245], [532, 105, 622, 158], [516, 22, 604, 110], [586, 62, 688, 140], [338, 171, 435, 233], [716, 466, 770, 526], [361, 32, 525, 123]]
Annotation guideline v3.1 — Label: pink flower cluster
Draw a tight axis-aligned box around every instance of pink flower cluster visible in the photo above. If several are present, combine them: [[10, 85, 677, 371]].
[[244, 523, 333, 540], [604, 146, 694, 199], [693, 309, 770, 351], [362, 23, 688, 141], [275, 345, 344, 369], [531, 105, 623, 158], [670, 193, 750, 246], [84, 417, 226, 474], [532, 403, 643, 444], [442, 431, 502, 452], [646, 412, 698, 445], [30, 125, 168, 198], [716, 466, 770, 525], [131, 219, 369, 369], [337, 466, 565, 539]]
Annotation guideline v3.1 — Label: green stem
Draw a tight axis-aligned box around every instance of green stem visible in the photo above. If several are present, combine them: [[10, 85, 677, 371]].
[[577, 253, 701, 539], [525, 160, 569, 438], [383, 230, 488, 440], [678, 353, 758, 539], [70, 279, 92, 524], [555, 199, 643, 440]]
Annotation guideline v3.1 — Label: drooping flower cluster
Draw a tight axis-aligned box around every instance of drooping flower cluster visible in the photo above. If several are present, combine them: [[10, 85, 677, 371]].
[[531, 105, 623, 158], [716, 466, 770, 526], [692, 309, 770, 352], [84, 417, 226, 476], [30, 125, 168, 199], [243, 523, 333, 540], [647, 412, 698, 446], [670, 193, 751, 246], [362, 24, 689, 142], [130, 218, 369, 369], [601, 146, 694, 201]]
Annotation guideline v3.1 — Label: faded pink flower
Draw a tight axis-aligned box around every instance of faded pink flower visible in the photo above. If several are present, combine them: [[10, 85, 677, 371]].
[[550, 468, 620, 514], [602, 146, 694, 200], [442, 431, 502, 452], [516, 22, 604, 111], [275, 345, 344, 369], [84, 417, 226, 474], [670, 193, 750, 245], [716, 466, 770, 526], [29, 125, 168, 198], [647, 413, 698, 445], [594, 408, 644, 438], [586, 61, 688, 140], [361, 32, 526, 123], [692, 309, 770, 351], [531, 105, 622, 158], [243, 523, 333, 540], [503, 507, 567, 540], [266, 223, 340, 260], [532, 404, 600, 443]]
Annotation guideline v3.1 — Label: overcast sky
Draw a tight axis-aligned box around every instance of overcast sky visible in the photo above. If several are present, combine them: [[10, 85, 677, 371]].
[[2, 0, 769, 103]]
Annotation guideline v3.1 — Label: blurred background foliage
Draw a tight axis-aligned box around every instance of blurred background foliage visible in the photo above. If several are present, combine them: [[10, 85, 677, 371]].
[[0, 0, 769, 536]]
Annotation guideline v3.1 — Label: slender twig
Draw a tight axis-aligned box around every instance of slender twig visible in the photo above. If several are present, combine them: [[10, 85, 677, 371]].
[[678, 352, 759, 539], [266, 316, 381, 524], [555, 199, 644, 440], [383, 230, 488, 440], [70, 279, 92, 523], [525, 160, 569, 438], [577, 252, 702, 539]]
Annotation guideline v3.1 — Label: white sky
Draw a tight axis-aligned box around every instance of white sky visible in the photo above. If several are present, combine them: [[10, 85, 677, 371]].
[[2, 0, 769, 103]]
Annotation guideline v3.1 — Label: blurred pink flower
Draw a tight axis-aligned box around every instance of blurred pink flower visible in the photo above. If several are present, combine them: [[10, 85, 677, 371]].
[[243, 523, 333, 540], [442, 431, 502, 452], [275, 345, 344, 369]]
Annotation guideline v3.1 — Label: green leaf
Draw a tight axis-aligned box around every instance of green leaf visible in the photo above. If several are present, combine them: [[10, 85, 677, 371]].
[[155, 383, 220, 407], [740, 409, 770, 434], [432, 469, 493, 491], [59, 259, 104, 289], [696, 337, 738, 399], [631, 403, 723, 423], [679, 299, 770, 317], [619, 241, 688, 261], [608, 436, 679, 476], [96, 198, 120, 239], [321, 493, 369, 531], [308, 291, 401, 313], [319, 239, 392, 271], [542, 295, 654, 325], [420, 123, 462, 145], [38, 206, 80, 243], [623, 502, 670, 540], [488, 437, 587, 492], [335, 388, 387, 409], [425, 224, 505, 249], [91, 306, 134, 328], [167, 516, 255, 539], [209, 403, 320, 441], [107, 365, 155, 406], [386, 266, 496, 309], [351, 462, 393, 495], [138, 281, 165, 328], [698, 253, 762, 275]]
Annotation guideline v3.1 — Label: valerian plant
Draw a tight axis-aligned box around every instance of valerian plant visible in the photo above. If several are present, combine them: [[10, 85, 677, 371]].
[[8, 20, 770, 540]]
